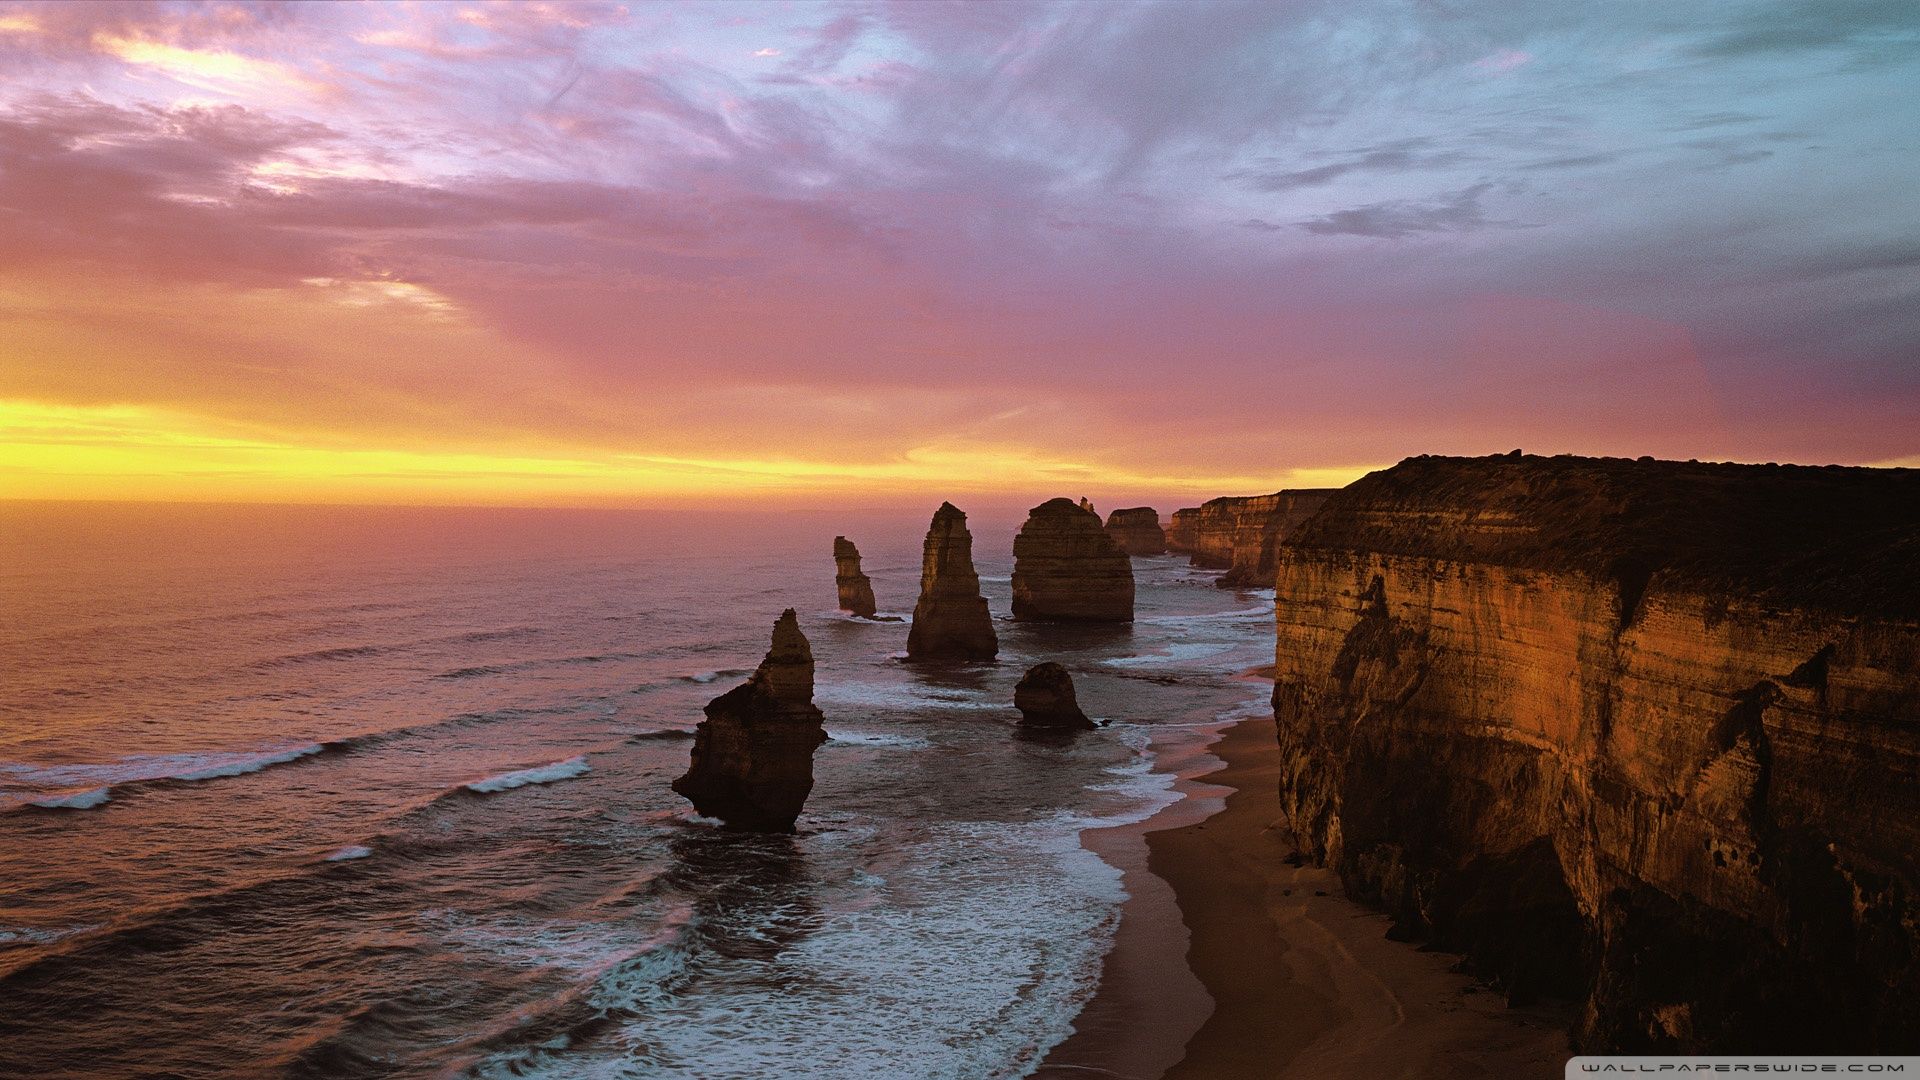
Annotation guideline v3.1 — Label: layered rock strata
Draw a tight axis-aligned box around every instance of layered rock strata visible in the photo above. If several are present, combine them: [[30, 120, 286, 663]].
[[1215, 489, 1335, 588], [1167, 489, 1335, 584], [672, 609, 829, 833], [833, 536, 877, 617], [905, 502, 998, 661], [1166, 508, 1200, 554], [1269, 453, 1920, 1051], [1103, 507, 1167, 556], [1013, 662, 1094, 729], [1011, 498, 1135, 622]]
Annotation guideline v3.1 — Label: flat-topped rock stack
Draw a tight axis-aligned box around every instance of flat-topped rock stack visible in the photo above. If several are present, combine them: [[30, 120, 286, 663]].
[[1103, 507, 1167, 555], [1166, 507, 1200, 554], [1011, 498, 1134, 622], [672, 609, 829, 833], [832, 536, 877, 617], [905, 502, 998, 661]]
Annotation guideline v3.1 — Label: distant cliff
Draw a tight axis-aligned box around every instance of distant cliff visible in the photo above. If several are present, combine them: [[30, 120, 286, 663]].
[[1269, 453, 1920, 1051], [1166, 490, 1335, 586]]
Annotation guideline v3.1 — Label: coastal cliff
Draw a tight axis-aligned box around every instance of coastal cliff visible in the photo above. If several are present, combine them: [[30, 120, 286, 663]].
[[1104, 507, 1167, 556], [1167, 490, 1335, 586], [906, 502, 998, 661], [1215, 490, 1335, 588], [1166, 508, 1199, 555], [673, 609, 829, 832], [1012, 498, 1134, 622], [1268, 453, 1920, 1051]]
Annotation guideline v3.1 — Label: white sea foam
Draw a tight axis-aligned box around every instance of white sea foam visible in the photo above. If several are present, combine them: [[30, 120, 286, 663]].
[[465, 756, 591, 793], [1101, 641, 1236, 667], [1138, 604, 1272, 625], [171, 744, 324, 781], [31, 786, 111, 810], [575, 817, 1126, 1080], [825, 730, 932, 749], [324, 845, 373, 861]]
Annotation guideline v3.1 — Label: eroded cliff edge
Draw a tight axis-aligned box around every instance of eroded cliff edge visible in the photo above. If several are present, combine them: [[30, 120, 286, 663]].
[[1269, 453, 1920, 1052], [1167, 489, 1335, 586]]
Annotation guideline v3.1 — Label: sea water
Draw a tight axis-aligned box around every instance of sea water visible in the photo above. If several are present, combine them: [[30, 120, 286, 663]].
[[0, 503, 1273, 1079]]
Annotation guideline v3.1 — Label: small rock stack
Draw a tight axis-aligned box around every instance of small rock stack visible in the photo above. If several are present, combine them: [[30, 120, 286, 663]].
[[672, 609, 829, 832]]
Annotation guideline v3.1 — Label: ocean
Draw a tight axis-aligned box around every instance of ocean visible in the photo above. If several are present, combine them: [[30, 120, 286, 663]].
[[0, 502, 1274, 1079]]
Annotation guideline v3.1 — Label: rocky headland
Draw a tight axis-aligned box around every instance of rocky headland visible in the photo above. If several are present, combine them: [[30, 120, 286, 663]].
[[1012, 498, 1135, 622], [905, 502, 999, 661], [1013, 662, 1094, 729], [1104, 507, 1168, 556], [1167, 489, 1335, 586], [1267, 452, 1920, 1051], [672, 609, 829, 833], [833, 535, 877, 617], [1166, 507, 1199, 555]]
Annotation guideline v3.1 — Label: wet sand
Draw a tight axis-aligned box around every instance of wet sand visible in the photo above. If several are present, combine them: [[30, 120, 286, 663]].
[[1037, 711, 1572, 1080]]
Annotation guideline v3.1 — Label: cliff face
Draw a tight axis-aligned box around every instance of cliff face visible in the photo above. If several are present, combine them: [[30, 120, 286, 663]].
[[1012, 498, 1134, 622], [1104, 507, 1167, 556], [906, 502, 999, 661], [673, 609, 829, 833], [833, 536, 877, 617], [1269, 454, 1920, 1051], [1216, 489, 1335, 588], [1168, 489, 1335, 584], [1166, 508, 1199, 554]]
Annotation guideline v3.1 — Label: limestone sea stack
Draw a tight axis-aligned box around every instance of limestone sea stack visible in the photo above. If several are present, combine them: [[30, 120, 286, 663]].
[[832, 536, 877, 617], [905, 502, 998, 661], [1011, 498, 1134, 622], [1013, 662, 1094, 729], [1269, 453, 1920, 1051], [1103, 507, 1167, 555], [671, 609, 829, 832], [1165, 507, 1200, 554]]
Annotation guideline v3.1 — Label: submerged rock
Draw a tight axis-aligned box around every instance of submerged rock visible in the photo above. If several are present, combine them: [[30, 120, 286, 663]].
[[833, 536, 877, 617], [1104, 507, 1167, 556], [1012, 498, 1134, 622], [1013, 662, 1094, 729], [905, 502, 998, 661], [671, 609, 828, 832]]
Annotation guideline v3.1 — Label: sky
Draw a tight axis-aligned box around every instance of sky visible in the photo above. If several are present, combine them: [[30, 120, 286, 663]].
[[0, 0, 1916, 509]]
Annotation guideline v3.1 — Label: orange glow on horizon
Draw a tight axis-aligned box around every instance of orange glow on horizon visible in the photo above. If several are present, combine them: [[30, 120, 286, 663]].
[[0, 400, 1378, 508]]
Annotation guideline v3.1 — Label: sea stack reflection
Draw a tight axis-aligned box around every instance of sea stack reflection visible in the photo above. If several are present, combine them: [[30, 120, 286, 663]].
[[833, 536, 877, 617], [905, 502, 998, 661], [672, 609, 828, 832]]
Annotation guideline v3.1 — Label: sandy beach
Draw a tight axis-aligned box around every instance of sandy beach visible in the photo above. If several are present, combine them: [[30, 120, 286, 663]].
[[1037, 708, 1573, 1080]]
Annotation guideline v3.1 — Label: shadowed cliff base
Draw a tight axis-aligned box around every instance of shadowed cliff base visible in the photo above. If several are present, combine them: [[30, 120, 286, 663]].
[[1035, 714, 1570, 1080], [1272, 452, 1920, 1053]]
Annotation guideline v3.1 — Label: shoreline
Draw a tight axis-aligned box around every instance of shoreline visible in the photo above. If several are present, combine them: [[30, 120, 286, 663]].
[[1037, 708, 1572, 1080]]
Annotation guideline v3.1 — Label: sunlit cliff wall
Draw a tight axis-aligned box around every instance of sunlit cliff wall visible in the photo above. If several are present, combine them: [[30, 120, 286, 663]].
[[1269, 453, 1920, 1051]]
